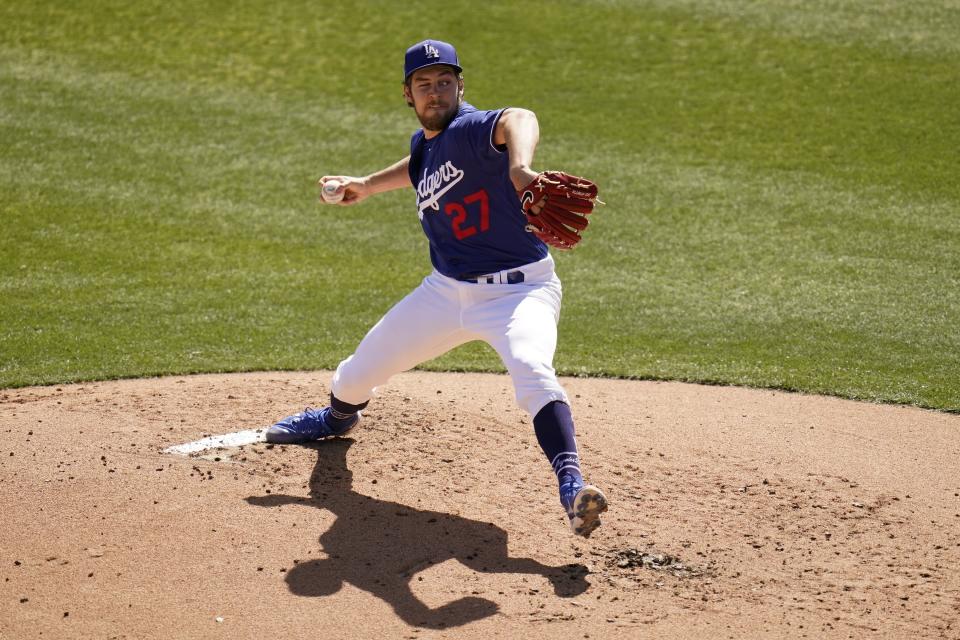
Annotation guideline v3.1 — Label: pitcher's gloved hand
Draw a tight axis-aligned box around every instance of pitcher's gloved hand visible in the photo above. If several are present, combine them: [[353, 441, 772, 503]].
[[517, 171, 601, 250]]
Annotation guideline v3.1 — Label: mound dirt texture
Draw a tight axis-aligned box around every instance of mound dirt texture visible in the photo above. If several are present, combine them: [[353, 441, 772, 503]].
[[1, 371, 958, 639]]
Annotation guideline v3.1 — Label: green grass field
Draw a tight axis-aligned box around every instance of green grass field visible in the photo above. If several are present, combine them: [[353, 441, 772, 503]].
[[2, 0, 959, 410]]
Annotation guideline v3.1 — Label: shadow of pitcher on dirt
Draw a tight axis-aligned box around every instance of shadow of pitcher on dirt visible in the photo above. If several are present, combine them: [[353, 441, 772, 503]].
[[246, 438, 589, 629]]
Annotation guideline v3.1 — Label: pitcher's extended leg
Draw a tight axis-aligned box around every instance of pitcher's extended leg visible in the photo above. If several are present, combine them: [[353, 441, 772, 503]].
[[267, 275, 473, 444]]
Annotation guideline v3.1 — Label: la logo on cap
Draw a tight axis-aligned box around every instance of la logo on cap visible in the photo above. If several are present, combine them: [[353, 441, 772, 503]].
[[424, 43, 440, 59]]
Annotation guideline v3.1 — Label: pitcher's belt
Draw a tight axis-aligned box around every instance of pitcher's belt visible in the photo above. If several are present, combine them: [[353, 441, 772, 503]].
[[457, 269, 525, 284]]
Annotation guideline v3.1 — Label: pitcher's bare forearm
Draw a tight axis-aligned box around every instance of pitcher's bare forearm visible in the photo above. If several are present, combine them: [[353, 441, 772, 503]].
[[494, 108, 541, 190], [363, 156, 413, 195], [319, 156, 412, 206]]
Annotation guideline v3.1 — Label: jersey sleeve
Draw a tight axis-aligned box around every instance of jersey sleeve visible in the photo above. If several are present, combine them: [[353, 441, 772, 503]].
[[463, 108, 508, 170], [408, 129, 426, 186]]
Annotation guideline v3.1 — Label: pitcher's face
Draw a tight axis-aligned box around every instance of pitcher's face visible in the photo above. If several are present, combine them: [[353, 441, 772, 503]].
[[404, 65, 463, 134]]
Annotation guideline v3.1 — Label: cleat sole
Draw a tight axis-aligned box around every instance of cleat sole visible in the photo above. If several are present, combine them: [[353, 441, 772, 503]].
[[569, 486, 608, 538]]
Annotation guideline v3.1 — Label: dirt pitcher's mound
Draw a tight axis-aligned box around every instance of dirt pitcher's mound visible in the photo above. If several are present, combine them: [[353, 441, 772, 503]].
[[1, 371, 958, 639]]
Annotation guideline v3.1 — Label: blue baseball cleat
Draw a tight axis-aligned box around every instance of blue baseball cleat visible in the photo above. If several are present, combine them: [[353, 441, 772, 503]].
[[265, 407, 359, 444], [560, 481, 608, 537]]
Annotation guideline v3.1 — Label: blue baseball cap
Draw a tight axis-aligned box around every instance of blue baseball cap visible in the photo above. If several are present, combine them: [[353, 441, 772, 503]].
[[404, 39, 462, 81]]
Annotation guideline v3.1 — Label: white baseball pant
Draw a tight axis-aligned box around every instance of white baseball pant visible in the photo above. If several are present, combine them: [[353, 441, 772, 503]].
[[331, 254, 569, 416]]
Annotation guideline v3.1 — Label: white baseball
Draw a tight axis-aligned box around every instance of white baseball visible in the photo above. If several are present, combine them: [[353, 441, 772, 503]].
[[321, 179, 344, 204]]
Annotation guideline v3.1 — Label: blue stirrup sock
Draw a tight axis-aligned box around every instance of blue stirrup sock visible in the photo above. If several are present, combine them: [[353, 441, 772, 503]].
[[328, 394, 368, 431], [533, 400, 583, 488]]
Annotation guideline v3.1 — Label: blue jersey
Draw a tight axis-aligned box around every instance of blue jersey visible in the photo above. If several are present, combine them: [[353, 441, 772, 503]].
[[408, 103, 548, 279]]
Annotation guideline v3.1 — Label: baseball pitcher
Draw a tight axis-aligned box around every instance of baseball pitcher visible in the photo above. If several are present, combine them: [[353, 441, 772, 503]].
[[267, 39, 607, 537]]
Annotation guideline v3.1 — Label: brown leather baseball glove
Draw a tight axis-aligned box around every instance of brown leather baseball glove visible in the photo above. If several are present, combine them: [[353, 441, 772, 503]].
[[517, 171, 601, 250]]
